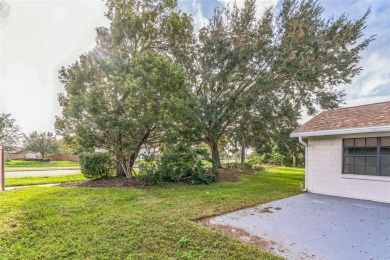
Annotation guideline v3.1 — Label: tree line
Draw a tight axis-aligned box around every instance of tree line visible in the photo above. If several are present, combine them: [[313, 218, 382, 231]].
[[0, 113, 72, 159], [55, 0, 373, 177]]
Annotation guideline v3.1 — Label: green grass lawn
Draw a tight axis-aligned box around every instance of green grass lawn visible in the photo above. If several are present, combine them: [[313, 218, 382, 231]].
[[0, 167, 304, 259], [5, 174, 87, 187], [5, 160, 80, 172]]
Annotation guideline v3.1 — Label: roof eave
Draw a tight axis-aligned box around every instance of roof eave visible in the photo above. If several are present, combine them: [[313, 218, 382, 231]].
[[290, 125, 390, 138]]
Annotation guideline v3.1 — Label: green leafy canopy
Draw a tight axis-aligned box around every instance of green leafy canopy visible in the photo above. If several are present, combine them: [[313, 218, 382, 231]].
[[186, 0, 374, 166]]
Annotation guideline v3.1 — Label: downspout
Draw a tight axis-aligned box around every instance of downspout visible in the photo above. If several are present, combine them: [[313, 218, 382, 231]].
[[298, 137, 308, 192]]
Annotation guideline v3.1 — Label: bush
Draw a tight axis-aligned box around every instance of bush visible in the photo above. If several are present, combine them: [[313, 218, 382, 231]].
[[223, 162, 264, 172], [137, 158, 161, 185], [247, 154, 262, 165], [79, 152, 115, 179], [224, 162, 241, 169], [261, 151, 305, 167], [224, 162, 251, 170], [14, 158, 51, 162], [136, 146, 218, 185], [159, 147, 217, 184]]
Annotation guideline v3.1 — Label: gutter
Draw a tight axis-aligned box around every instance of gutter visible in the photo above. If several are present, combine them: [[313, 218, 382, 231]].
[[298, 137, 308, 192], [290, 125, 390, 138]]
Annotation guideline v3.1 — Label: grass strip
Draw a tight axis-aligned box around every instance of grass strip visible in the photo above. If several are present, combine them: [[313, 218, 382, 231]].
[[5, 174, 87, 187]]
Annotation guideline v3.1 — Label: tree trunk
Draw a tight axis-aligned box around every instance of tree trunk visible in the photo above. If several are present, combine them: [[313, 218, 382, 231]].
[[128, 150, 138, 174], [41, 152, 45, 160], [116, 130, 150, 178], [118, 144, 144, 178], [116, 156, 126, 177], [240, 137, 246, 166], [209, 140, 222, 168], [292, 155, 296, 167], [116, 134, 126, 177]]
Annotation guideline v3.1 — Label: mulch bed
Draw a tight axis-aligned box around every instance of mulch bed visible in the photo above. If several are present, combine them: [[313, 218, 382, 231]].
[[60, 177, 144, 188], [60, 168, 256, 188]]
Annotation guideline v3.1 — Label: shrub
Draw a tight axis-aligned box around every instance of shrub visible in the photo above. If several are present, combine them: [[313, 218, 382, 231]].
[[158, 147, 217, 185], [224, 162, 251, 169], [247, 154, 262, 165], [14, 158, 51, 162], [223, 162, 239, 169], [136, 146, 218, 185], [223, 162, 264, 172], [269, 152, 285, 165], [79, 152, 115, 179], [137, 156, 161, 185]]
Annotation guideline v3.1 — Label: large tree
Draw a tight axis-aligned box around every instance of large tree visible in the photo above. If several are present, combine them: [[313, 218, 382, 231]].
[[56, 0, 195, 178], [230, 95, 301, 165], [0, 113, 23, 152], [24, 131, 59, 159], [57, 51, 194, 178], [188, 0, 374, 167]]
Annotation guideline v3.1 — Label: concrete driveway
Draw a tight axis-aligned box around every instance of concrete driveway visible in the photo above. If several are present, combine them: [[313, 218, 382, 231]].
[[208, 193, 390, 260]]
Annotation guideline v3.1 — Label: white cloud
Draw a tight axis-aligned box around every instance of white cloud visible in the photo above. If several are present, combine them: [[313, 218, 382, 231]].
[[0, 0, 109, 134], [191, 0, 208, 32], [49, 7, 69, 23], [344, 95, 390, 107], [178, 0, 208, 32], [340, 51, 390, 99], [334, 1, 390, 101], [2, 62, 58, 133], [0, 0, 11, 18], [216, 0, 278, 17]]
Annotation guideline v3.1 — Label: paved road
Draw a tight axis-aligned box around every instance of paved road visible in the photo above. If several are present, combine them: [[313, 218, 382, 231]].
[[5, 170, 81, 178]]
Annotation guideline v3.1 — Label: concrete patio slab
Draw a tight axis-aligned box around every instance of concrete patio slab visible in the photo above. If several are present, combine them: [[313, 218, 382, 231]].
[[208, 193, 390, 260]]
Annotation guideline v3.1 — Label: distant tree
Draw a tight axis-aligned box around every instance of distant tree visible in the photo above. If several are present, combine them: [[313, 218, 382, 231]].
[[0, 113, 23, 151], [58, 138, 80, 155], [188, 0, 374, 167], [24, 132, 59, 159]]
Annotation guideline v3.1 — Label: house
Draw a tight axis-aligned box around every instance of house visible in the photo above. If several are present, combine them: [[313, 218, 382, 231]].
[[291, 101, 390, 203], [25, 152, 38, 159], [5, 151, 26, 160]]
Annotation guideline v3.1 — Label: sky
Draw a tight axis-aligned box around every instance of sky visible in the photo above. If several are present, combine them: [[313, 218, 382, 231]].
[[0, 0, 389, 134]]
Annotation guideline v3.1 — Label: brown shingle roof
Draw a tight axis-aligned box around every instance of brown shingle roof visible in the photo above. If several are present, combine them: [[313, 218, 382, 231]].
[[293, 101, 390, 134]]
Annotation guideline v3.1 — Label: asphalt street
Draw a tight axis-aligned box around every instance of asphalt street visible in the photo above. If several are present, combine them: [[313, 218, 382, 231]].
[[5, 170, 81, 178]]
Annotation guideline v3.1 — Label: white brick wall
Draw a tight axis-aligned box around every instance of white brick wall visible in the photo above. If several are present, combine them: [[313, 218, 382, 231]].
[[307, 133, 390, 203]]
